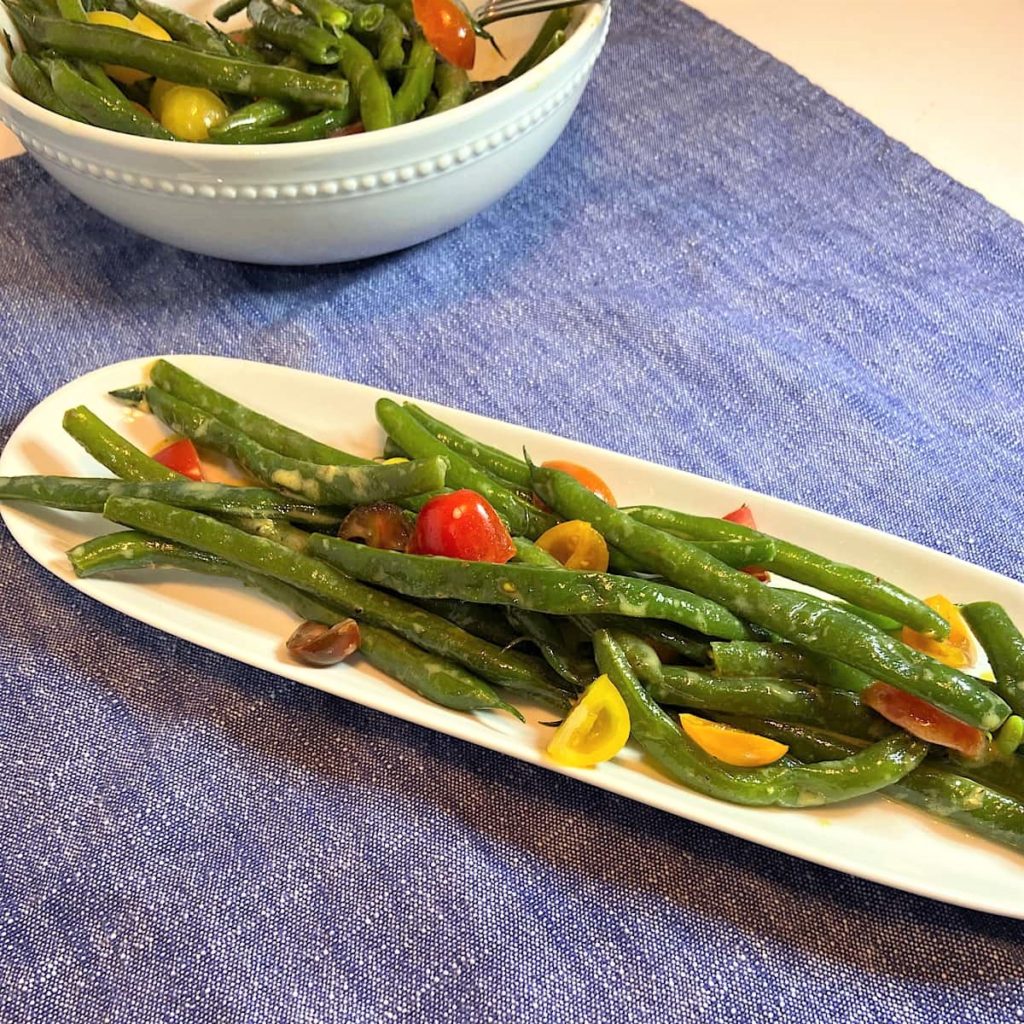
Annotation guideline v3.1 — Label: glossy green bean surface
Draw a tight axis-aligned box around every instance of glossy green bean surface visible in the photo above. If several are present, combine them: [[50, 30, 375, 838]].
[[534, 465, 1010, 731], [593, 631, 927, 807], [67, 531, 521, 717], [145, 385, 446, 505], [308, 537, 755, 638], [99, 497, 570, 711]]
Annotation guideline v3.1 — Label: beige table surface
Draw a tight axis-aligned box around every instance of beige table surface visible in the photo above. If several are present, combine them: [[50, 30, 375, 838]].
[[2, 0, 1022, 220]]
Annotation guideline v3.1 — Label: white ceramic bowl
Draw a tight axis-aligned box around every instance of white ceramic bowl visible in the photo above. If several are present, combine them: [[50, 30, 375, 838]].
[[0, 2, 608, 263]]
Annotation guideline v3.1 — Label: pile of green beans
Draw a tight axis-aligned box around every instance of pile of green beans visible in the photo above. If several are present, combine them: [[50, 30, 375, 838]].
[[2, 0, 575, 142], [3, 357, 1024, 860]]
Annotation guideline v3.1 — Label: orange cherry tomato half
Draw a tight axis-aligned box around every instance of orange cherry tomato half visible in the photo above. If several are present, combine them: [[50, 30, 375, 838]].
[[541, 461, 617, 507], [412, 0, 476, 70], [722, 504, 769, 580], [861, 682, 987, 759], [153, 438, 204, 481], [901, 595, 976, 669], [409, 489, 516, 563]]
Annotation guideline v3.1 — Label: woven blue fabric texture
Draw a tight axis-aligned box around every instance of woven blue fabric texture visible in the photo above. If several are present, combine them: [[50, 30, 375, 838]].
[[1, 0, 1023, 1019]]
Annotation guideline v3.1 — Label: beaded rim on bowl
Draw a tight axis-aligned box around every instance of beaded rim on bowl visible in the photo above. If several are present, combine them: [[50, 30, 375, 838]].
[[0, 2, 608, 168], [0, 16, 607, 202]]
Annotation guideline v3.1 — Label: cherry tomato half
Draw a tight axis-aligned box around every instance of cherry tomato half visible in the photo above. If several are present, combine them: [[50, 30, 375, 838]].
[[861, 682, 987, 759], [541, 461, 617, 506], [902, 594, 976, 669], [722, 504, 769, 580], [409, 489, 516, 563], [722, 504, 757, 529], [412, 0, 476, 70], [547, 674, 630, 768], [153, 438, 204, 481]]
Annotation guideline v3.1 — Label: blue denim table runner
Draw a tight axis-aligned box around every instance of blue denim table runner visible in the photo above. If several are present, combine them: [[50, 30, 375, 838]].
[[1, 0, 1023, 1019]]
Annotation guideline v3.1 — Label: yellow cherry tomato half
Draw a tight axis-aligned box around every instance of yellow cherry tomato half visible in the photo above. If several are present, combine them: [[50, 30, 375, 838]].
[[901, 595, 976, 670], [148, 78, 180, 120], [158, 86, 229, 141], [547, 674, 630, 768], [87, 11, 172, 84], [679, 714, 788, 767], [535, 520, 609, 572]]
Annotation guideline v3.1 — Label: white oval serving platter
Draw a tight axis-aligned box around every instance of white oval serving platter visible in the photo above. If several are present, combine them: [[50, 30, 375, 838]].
[[1, 354, 1022, 917]]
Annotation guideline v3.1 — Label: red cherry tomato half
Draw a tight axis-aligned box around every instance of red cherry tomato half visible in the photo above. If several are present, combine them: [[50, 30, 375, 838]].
[[153, 438, 204, 481], [412, 0, 476, 70], [861, 682, 987, 759], [722, 504, 768, 580], [722, 504, 757, 529], [410, 489, 516, 563], [541, 461, 617, 507]]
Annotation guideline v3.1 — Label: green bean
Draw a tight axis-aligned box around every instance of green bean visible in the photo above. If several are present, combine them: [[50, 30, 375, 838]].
[[10, 52, 84, 120], [649, 666, 889, 740], [710, 641, 874, 693], [405, 402, 532, 489], [334, 31, 394, 131], [348, 2, 385, 33], [416, 598, 522, 648], [513, 540, 713, 664], [593, 630, 927, 807], [961, 602, 1024, 715], [891, 766, 1024, 852], [247, 0, 342, 63], [48, 59, 176, 138], [0, 475, 346, 527], [212, 0, 248, 20], [615, 630, 830, 726], [522, 515, 775, 573], [142, 361, 441, 512], [512, 536, 561, 567], [208, 96, 293, 135], [727, 717, 1024, 853], [99, 498, 570, 710], [505, 607, 594, 690], [290, 0, 352, 32], [625, 505, 949, 638], [995, 715, 1024, 758], [12, 0, 57, 14], [62, 406, 180, 482], [952, 749, 1024, 803], [56, 0, 87, 22], [306, 537, 756, 639], [835, 601, 902, 633], [379, 399, 553, 537], [370, 7, 404, 70], [535, 465, 1010, 730], [596, 618, 711, 665], [221, 28, 282, 61], [507, 5, 570, 79], [68, 529, 238, 577], [70, 57, 126, 103], [129, 0, 233, 55], [231, 515, 314, 552], [11, 11, 352, 107], [357, 626, 524, 718], [392, 32, 434, 124], [214, 104, 355, 142], [66, 531, 521, 717], [144, 385, 446, 505], [535, 28, 566, 65], [713, 716, 861, 763], [147, 359, 367, 467], [430, 61, 470, 115]]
